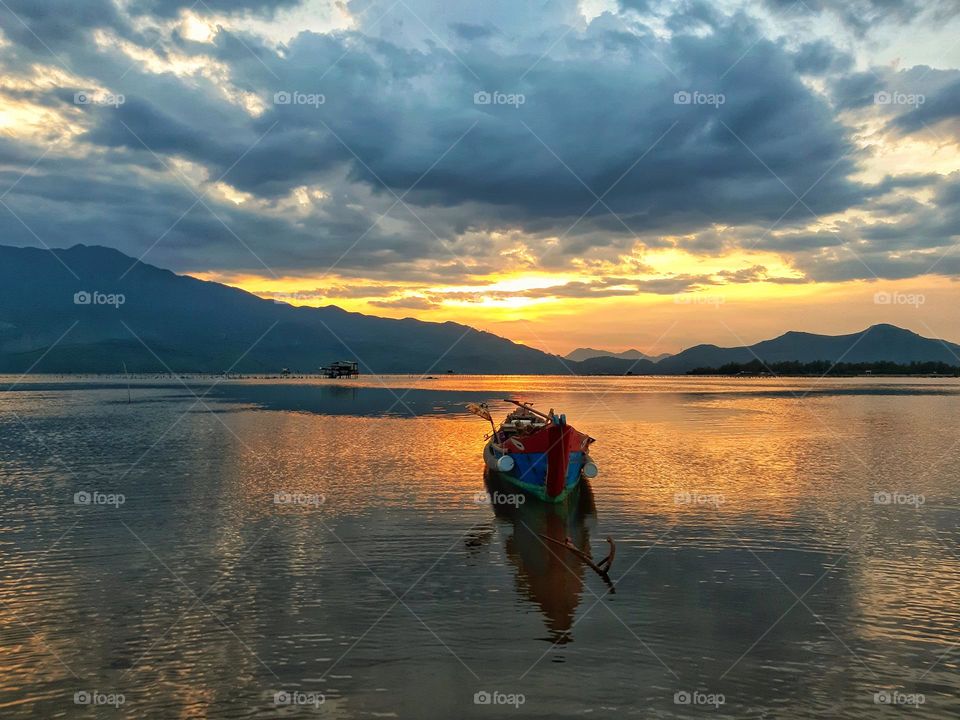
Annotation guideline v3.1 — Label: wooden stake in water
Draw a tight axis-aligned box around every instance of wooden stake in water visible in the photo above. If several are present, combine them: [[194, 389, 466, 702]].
[[539, 533, 617, 591], [122, 362, 131, 404]]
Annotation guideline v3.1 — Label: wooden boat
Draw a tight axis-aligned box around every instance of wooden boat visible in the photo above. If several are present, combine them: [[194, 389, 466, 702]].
[[468, 399, 598, 503]]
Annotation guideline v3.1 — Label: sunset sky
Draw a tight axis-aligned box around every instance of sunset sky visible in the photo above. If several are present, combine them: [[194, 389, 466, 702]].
[[1, 0, 959, 354]]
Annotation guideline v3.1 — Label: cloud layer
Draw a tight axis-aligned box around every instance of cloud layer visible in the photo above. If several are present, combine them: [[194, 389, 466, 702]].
[[0, 0, 957, 295]]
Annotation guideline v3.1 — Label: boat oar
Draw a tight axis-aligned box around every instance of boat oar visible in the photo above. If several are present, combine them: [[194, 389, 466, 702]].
[[466, 402, 497, 438], [538, 533, 616, 590]]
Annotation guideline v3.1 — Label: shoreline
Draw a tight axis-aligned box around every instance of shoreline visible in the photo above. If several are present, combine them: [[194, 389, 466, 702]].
[[2, 372, 958, 380]]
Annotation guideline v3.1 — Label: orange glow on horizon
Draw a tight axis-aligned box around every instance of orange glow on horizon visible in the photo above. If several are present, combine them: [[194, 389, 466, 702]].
[[186, 262, 960, 355]]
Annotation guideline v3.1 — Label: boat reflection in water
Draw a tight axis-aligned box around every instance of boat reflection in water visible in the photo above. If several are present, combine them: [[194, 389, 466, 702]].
[[483, 469, 598, 644]]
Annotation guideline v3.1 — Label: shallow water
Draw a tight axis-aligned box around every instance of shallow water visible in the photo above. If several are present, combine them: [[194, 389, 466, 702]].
[[1, 375, 959, 718]]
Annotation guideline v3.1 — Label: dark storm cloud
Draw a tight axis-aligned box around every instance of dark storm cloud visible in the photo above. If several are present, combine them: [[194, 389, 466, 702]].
[[129, 0, 303, 18], [829, 65, 960, 141], [763, 0, 960, 34], [869, 196, 926, 215], [0, 131, 440, 276], [450, 23, 497, 41], [0, 0, 126, 49], [80, 8, 866, 238], [792, 40, 853, 75], [829, 70, 883, 111], [749, 172, 960, 282], [617, 0, 656, 13], [892, 76, 960, 135], [798, 253, 960, 282], [0, 0, 300, 61], [859, 177, 960, 250], [80, 96, 236, 164], [751, 229, 846, 252], [870, 173, 943, 193], [663, 0, 723, 33], [0, 0, 956, 285]]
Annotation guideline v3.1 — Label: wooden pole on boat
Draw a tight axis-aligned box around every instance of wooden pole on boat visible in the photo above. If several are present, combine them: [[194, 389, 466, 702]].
[[467, 403, 498, 439], [502, 398, 552, 421]]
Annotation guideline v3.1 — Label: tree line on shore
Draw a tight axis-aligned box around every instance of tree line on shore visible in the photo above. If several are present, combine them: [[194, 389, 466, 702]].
[[687, 360, 960, 376]]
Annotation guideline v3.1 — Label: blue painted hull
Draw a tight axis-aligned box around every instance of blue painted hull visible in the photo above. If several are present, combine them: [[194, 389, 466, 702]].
[[484, 441, 586, 503]]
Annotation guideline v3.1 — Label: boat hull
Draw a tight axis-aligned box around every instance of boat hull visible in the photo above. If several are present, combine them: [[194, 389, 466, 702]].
[[484, 439, 588, 503]]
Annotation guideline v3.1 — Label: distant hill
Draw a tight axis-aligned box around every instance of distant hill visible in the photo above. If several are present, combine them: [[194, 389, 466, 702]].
[[565, 347, 671, 363], [0, 244, 632, 375], [0, 245, 956, 375], [656, 325, 960, 374], [564, 355, 656, 375]]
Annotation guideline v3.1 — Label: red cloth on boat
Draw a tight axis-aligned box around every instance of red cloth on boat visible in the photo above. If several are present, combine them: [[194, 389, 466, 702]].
[[545, 423, 569, 498]]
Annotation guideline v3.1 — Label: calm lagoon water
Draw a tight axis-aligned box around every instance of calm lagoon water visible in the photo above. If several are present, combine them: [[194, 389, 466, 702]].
[[1, 375, 959, 718]]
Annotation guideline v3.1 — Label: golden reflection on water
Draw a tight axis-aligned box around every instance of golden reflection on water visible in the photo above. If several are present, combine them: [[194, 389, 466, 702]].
[[483, 472, 598, 644], [211, 375, 960, 531], [224, 390, 823, 521], [228, 412, 498, 518], [219, 378, 960, 660], [1, 376, 959, 718]]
